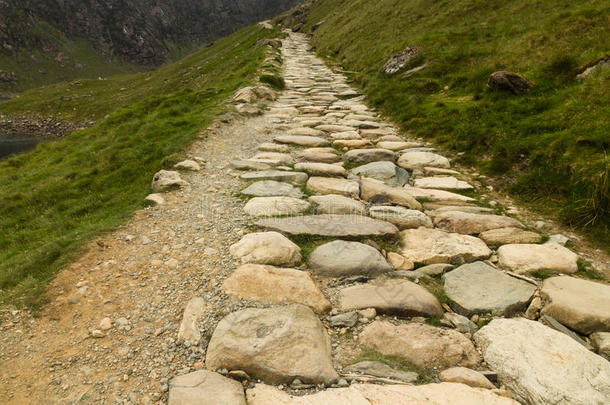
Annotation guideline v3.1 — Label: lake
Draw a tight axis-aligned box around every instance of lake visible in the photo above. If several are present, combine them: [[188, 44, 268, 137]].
[[0, 133, 41, 160]]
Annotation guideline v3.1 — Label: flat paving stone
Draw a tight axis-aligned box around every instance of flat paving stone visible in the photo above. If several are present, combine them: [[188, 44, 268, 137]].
[[369, 205, 432, 229], [339, 278, 443, 317], [296, 151, 342, 163], [479, 227, 541, 247], [223, 264, 331, 314], [288, 127, 325, 136], [168, 370, 246, 405], [404, 185, 475, 203], [497, 243, 578, 274], [308, 194, 366, 215], [274, 135, 330, 147], [206, 305, 338, 385], [244, 196, 310, 217], [414, 176, 474, 191], [344, 148, 395, 165], [306, 177, 359, 197], [351, 161, 410, 186], [255, 215, 399, 237], [241, 180, 304, 198], [308, 240, 392, 277], [397, 151, 450, 169], [434, 211, 524, 235], [541, 276, 610, 334], [443, 261, 536, 316], [400, 227, 492, 265], [360, 178, 421, 210], [241, 170, 308, 185], [294, 162, 347, 177]]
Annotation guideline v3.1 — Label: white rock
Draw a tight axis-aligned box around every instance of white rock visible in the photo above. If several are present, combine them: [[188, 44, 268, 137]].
[[369, 206, 432, 229], [397, 151, 450, 169], [151, 170, 188, 191], [474, 318, 610, 405], [229, 232, 301, 266], [400, 228, 492, 265], [306, 177, 359, 197], [205, 305, 338, 384], [243, 197, 310, 217], [168, 370, 246, 405], [497, 243, 578, 274], [540, 276, 610, 334], [145, 193, 165, 205], [308, 194, 366, 215], [174, 159, 201, 171], [223, 264, 331, 314], [177, 297, 205, 345], [414, 176, 473, 191]]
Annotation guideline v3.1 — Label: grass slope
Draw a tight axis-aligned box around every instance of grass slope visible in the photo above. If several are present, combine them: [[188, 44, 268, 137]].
[[293, 0, 609, 244], [0, 25, 276, 307]]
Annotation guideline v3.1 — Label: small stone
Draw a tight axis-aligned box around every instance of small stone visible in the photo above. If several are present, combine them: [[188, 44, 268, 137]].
[[99, 317, 112, 331], [145, 193, 165, 205], [306, 177, 359, 197], [439, 367, 495, 389], [442, 312, 477, 334], [151, 170, 188, 191], [168, 370, 246, 405], [308, 240, 392, 277], [174, 159, 200, 171], [358, 308, 377, 319], [91, 329, 104, 338], [387, 252, 414, 270], [229, 232, 301, 266], [178, 297, 206, 345], [330, 312, 358, 328]]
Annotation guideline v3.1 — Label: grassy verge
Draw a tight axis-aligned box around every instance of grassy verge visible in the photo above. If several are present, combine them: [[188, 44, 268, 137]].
[[286, 0, 609, 247], [0, 25, 278, 307]]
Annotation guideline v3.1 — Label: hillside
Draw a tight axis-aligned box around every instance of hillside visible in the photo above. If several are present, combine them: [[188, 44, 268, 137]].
[[0, 24, 280, 306], [0, 0, 299, 93], [279, 0, 609, 243]]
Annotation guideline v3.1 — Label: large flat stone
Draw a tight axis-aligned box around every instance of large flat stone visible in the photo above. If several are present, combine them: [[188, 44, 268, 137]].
[[540, 276, 610, 334], [438, 367, 495, 390], [246, 382, 519, 405], [306, 177, 359, 197], [256, 215, 398, 237], [479, 227, 541, 247], [414, 176, 474, 191], [274, 135, 330, 147], [244, 197, 310, 217], [308, 240, 392, 277], [288, 127, 325, 137], [229, 232, 301, 266], [241, 181, 303, 198], [497, 243, 578, 274], [333, 139, 373, 149], [376, 141, 421, 151], [223, 264, 331, 314], [434, 211, 524, 235], [360, 178, 422, 210], [339, 279, 443, 317], [294, 162, 347, 177], [241, 170, 308, 185], [397, 151, 450, 170], [168, 370, 246, 405], [475, 318, 610, 405], [400, 228, 492, 265], [351, 161, 409, 186], [252, 152, 295, 165], [443, 262, 536, 316], [404, 186, 475, 203], [343, 148, 395, 165], [360, 321, 480, 368], [206, 305, 338, 384], [296, 151, 342, 163], [309, 194, 366, 215], [369, 206, 432, 229]]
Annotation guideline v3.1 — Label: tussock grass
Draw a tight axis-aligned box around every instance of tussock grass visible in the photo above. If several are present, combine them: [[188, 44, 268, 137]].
[[0, 26, 277, 307], [291, 0, 609, 246]]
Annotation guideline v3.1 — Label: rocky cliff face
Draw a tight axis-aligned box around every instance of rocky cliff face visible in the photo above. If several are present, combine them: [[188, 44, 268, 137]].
[[0, 0, 300, 66]]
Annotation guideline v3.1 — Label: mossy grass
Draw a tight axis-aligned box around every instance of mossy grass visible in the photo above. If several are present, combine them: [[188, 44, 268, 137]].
[[0, 25, 279, 308], [576, 259, 607, 281], [290, 0, 610, 248], [353, 348, 434, 385], [531, 269, 556, 280]]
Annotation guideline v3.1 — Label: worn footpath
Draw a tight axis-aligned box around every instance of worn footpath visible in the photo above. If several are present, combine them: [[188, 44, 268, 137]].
[[1, 31, 609, 405]]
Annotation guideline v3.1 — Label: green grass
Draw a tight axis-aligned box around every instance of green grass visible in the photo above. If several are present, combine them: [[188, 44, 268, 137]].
[[531, 269, 556, 280], [286, 0, 610, 247], [353, 348, 434, 384], [576, 258, 607, 281], [0, 25, 278, 307]]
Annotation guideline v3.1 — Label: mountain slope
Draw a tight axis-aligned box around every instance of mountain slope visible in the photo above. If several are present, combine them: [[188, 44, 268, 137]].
[[0, 24, 280, 306], [0, 0, 299, 93], [280, 0, 609, 243]]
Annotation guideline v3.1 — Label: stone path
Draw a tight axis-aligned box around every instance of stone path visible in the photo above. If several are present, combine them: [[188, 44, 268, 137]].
[[1, 31, 609, 405]]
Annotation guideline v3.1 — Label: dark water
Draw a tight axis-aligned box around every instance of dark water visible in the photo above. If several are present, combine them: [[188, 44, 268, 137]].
[[0, 134, 41, 160]]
